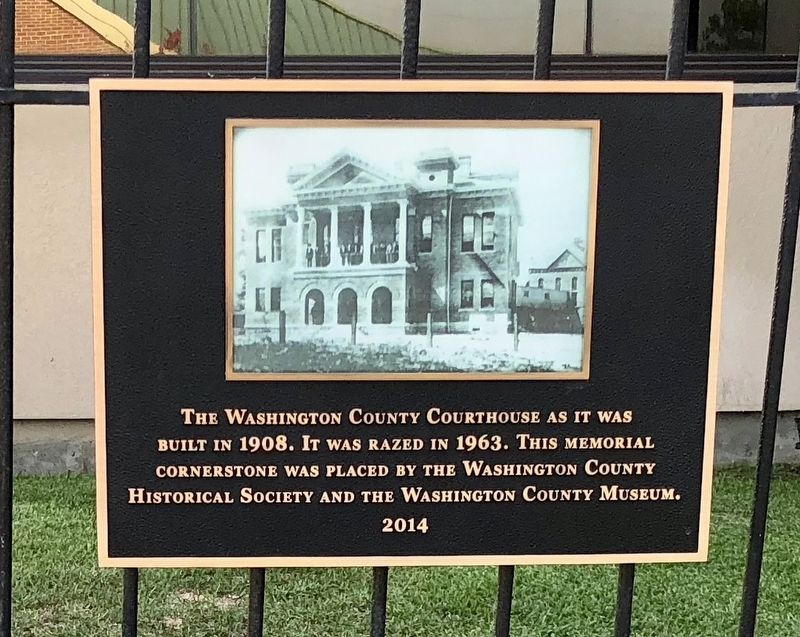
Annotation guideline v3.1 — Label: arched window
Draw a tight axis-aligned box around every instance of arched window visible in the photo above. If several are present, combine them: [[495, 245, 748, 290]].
[[337, 288, 358, 325], [555, 277, 562, 291], [371, 287, 392, 324], [537, 278, 544, 288], [305, 290, 324, 325], [571, 277, 578, 290]]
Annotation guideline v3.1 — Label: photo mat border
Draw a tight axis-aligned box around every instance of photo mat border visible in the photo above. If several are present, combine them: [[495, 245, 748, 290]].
[[89, 79, 733, 567], [225, 118, 600, 382]]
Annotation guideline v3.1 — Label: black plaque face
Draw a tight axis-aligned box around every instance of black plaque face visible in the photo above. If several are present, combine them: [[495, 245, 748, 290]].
[[91, 79, 732, 567]]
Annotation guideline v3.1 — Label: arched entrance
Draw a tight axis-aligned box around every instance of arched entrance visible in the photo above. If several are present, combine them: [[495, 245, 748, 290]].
[[371, 287, 392, 324], [305, 289, 324, 325], [337, 288, 357, 325]]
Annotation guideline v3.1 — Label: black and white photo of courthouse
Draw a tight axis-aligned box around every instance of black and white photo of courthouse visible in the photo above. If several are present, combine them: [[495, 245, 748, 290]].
[[230, 124, 596, 376], [242, 148, 519, 331]]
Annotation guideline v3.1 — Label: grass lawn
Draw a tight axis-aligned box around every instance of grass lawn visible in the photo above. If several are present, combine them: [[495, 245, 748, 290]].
[[12, 467, 800, 636]]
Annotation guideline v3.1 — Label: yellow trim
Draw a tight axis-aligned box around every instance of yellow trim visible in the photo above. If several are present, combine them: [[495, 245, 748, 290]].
[[51, 0, 161, 54]]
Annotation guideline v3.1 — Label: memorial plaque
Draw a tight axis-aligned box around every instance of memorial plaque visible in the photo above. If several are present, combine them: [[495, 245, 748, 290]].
[[91, 79, 732, 566]]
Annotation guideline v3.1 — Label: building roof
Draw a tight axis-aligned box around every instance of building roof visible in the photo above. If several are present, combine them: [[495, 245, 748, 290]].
[[250, 150, 520, 218], [96, 0, 443, 56], [290, 152, 406, 192], [527, 247, 587, 274], [547, 248, 585, 269]]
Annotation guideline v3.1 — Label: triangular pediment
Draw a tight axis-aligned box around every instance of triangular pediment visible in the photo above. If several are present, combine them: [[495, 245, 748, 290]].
[[315, 164, 388, 189], [548, 249, 585, 269], [291, 152, 404, 191]]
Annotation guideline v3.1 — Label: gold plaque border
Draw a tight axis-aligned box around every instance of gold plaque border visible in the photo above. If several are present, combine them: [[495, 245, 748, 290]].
[[90, 79, 733, 568], [225, 118, 599, 381]]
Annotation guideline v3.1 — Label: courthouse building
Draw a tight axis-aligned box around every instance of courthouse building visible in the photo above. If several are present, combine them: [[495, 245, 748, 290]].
[[240, 150, 521, 335]]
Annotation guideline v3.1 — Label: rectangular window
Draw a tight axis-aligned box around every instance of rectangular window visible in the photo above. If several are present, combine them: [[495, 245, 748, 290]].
[[481, 212, 495, 250], [255, 230, 267, 263], [481, 280, 494, 308], [461, 280, 474, 308], [462, 214, 475, 252], [420, 215, 432, 253], [255, 288, 266, 312], [270, 287, 281, 312], [271, 228, 282, 262]]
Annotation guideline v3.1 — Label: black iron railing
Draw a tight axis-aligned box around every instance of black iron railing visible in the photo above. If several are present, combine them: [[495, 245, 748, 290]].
[[0, 0, 799, 636]]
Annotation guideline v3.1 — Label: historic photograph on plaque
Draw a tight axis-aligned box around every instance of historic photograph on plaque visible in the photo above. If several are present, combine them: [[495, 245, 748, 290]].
[[92, 79, 732, 568], [227, 121, 598, 379]]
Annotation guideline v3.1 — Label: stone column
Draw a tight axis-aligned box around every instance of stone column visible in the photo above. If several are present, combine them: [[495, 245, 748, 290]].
[[397, 198, 408, 264], [362, 202, 372, 266], [295, 205, 305, 268], [329, 206, 338, 267]]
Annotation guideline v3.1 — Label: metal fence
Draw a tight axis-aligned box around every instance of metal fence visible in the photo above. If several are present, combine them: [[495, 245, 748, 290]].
[[0, 0, 799, 636]]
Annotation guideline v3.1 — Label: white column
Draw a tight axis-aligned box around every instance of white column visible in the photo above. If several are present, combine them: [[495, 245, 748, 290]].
[[295, 205, 305, 268], [329, 206, 338, 267], [397, 198, 408, 264], [362, 202, 372, 266]]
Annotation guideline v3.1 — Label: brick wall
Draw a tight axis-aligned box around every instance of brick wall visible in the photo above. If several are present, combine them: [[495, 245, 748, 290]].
[[16, 0, 125, 54]]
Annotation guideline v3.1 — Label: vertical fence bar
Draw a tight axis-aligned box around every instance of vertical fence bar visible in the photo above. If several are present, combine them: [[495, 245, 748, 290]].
[[132, 0, 151, 78], [666, 0, 690, 80], [401, 0, 422, 79], [533, 0, 556, 80], [123, 3, 152, 635], [498, 4, 557, 634], [247, 568, 266, 637], [612, 6, 693, 635], [188, 0, 198, 56], [248, 4, 288, 633], [614, 564, 636, 637], [367, 5, 425, 632], [0, 0, 13, 636], [584, 0, 593, 55], [122, 568, 139, 637], [610, 5, 695, 635], [494, 566, 515, 637], [266, 0, 286, 79], [370, 567, 389, 637], [739, 46, 800, 637]]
